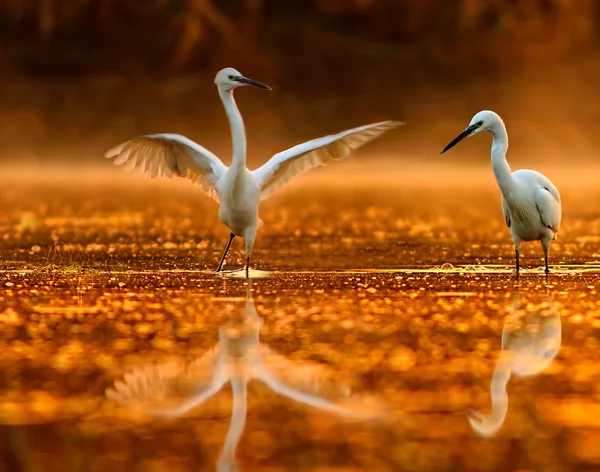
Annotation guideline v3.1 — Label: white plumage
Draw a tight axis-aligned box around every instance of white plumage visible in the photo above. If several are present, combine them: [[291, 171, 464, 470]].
[[107, 133, 226, 202], [106, 67, 403, 276], [254, 120, 401, 200], [441, 110, 561, 276]]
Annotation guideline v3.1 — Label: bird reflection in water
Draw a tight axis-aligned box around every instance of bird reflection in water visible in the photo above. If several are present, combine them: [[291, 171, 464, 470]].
[[106, 284, 385, 471], [468, 290, 562, 437]]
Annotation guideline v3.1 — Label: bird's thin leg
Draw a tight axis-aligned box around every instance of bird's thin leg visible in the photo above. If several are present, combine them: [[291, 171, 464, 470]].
[[543, 243, 550, 276], [515, 249, 520, 279], [244, 227, 257, 279], [216, 233, 236, 272]]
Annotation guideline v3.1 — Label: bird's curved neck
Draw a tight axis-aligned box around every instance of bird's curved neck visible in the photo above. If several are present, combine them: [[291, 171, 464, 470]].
[[490, 123, 516, 199], [219, 88, 247, 169]]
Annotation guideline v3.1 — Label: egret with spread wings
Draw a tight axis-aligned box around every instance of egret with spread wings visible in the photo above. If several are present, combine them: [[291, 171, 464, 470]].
[[105, 67, 403, 276], [441, 110, 561, 277]]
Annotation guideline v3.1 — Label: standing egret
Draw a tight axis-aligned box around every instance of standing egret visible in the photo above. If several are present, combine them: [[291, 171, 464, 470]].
[[105, 67, 403, 277], [441, 110, 561, 276]]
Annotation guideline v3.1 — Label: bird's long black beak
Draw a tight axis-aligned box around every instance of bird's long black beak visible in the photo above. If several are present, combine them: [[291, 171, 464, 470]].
[[440, 123, 479, 154], [235, 76, 271, 90]]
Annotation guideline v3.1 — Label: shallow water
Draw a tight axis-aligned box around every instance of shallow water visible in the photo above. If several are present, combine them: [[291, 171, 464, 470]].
[[0, 166, 599, 471]]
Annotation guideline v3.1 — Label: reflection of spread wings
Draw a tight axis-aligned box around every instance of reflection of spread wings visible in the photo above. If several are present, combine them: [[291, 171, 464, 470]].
[[255, 346, 387, 420], [107, 286, 386, 472], [107, 285, 387, 423], [106, 346, 224, 417], [257, 346, 352, 402]]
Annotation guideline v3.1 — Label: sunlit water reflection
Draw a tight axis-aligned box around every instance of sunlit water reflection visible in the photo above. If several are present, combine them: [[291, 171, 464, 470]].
[[468, 290, 562, 437], [107, 285, 385, 471], [0, 167, 599, 470]]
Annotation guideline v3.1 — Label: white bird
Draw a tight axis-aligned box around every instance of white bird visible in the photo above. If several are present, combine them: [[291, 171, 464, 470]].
[[105, 67, 403, 277], [441, 110, 561, 276]]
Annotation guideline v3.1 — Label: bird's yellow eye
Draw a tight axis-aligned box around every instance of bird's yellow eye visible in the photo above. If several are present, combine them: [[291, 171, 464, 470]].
[[477, 120, 483, 127], [228, 75, 235, 80]]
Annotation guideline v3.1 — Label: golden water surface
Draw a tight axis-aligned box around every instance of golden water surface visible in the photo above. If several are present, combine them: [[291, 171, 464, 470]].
[[0, 164, 599, 472]]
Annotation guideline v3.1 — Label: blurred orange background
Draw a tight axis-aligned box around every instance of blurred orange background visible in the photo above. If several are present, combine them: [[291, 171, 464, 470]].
[[0, 0, 598, 169]]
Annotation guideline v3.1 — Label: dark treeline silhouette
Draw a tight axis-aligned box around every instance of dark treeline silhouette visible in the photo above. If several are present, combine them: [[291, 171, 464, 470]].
[[0, 1, 599, 166], [0, 0, 598, 77]]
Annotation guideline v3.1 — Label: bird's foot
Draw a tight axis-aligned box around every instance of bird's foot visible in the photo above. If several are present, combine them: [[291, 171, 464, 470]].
[[215, 267, 245, 275]]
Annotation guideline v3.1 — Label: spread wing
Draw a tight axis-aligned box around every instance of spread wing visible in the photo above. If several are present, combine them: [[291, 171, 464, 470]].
[[535, 187, 561, 233], [255, 346, 387, 420], [257, 346, 353, 401], [252, 121, 403, 200], [105, 346, 226, 418], [105, 134, 227, 202]]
